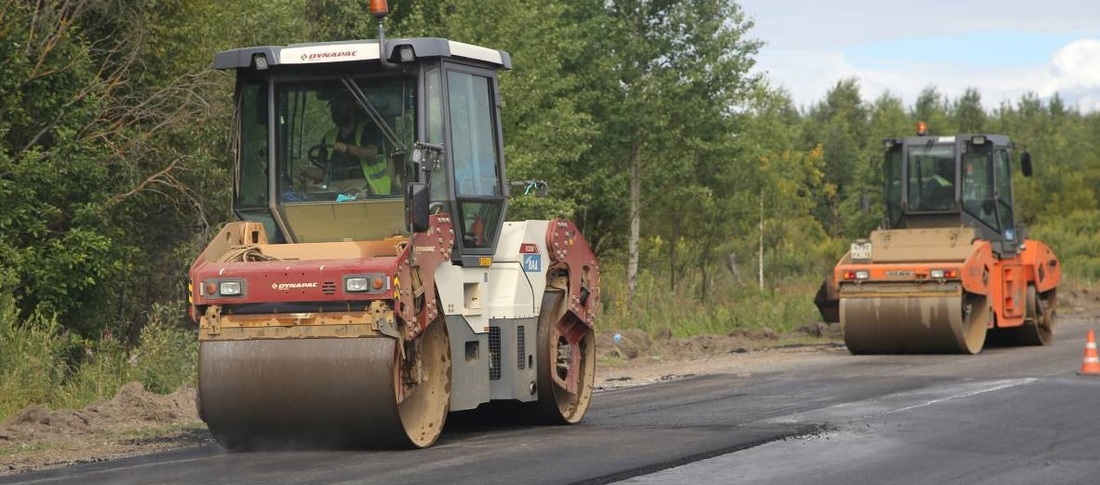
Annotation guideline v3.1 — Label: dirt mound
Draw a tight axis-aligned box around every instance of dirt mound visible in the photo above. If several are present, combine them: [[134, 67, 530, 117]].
[[598, 324, 843, 364], [0, 382, 208, 475], [1, 382, 198, 440], [1057, 285, 1100, 315]]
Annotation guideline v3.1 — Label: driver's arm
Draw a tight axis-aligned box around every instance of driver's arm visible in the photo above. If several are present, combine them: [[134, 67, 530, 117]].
[[333, 141, 378, 160]]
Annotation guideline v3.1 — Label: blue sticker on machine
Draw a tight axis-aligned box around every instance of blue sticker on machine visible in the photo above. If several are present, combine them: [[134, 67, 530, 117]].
[[522, 254, 542, 272]]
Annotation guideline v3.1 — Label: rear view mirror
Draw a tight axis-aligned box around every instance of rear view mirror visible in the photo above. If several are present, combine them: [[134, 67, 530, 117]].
[[406, 182, 429, 233], [1021, 152, 1033, 177]]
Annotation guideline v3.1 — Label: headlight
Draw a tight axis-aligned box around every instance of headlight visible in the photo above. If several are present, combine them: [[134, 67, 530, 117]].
[[843, 270, 871, 280], [345, 274, 389, 293], [345, 277, 370, 292], [930, 269, 957, 279], [219, 280, 243, 296]]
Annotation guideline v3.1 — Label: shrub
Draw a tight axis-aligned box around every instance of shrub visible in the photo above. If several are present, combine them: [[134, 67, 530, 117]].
[[131, 303, 199, 394], [0, 294, 68, 419], [0, 295, 198, 422]]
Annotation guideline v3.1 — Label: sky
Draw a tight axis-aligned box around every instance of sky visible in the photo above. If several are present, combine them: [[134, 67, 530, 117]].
[[738, 0, 1100, 112]]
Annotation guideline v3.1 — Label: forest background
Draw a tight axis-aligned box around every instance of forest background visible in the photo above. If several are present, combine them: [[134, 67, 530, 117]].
[[2, 0, 1099, 420]]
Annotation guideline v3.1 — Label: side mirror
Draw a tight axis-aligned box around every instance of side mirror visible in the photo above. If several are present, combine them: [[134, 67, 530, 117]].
[[1020, 151, 1033, 177], [411, 142, 444, 180], [508, 180, 550, 197], [406, 182, 429, 233]]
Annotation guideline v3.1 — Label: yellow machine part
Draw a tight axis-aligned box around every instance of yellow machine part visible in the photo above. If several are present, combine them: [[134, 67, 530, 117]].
[[840, 283, 990, 354], [197, 318, 450, 450]]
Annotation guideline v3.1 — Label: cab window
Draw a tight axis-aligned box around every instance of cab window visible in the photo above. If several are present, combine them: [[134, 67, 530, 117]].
[[994, 149, 1016, 239], [884, 146, 902, 226], [448, 72, 500, 197], [906, 144, 956, 211], [962, 143, 997, 229], [446, 69, 503, 252], [235, 80, 268, 209]]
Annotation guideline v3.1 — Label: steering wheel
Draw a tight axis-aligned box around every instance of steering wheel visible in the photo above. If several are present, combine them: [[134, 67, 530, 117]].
[[307, 143, 333, 169]]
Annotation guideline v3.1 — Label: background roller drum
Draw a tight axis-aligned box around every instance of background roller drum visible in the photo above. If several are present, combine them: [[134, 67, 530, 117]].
[[842, 292, 989, 355]]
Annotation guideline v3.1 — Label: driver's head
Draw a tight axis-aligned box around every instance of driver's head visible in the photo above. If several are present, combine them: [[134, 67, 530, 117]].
[[329, 94, 357, 127]]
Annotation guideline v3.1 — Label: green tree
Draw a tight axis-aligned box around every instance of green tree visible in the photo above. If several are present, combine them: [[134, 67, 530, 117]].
[[594, 0, 761, 299], [1, 0, 132, 337], [912, 86, 950, 134], [738, 86, 832, 286], [953, 87, 987, 133], [0, 0, 312, 340], [850, 92, 911, 235], [801, 78, 871, 238], [398, 0, 600, 225]]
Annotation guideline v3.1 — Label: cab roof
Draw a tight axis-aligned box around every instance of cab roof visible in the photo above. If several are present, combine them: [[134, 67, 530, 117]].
[[895, 134, 1012, 146], [213, 37, 512, 71]]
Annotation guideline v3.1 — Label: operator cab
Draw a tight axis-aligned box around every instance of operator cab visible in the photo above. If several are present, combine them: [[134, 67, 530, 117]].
[[215, 37, 512, 266], [883, 129, 1031, 256]]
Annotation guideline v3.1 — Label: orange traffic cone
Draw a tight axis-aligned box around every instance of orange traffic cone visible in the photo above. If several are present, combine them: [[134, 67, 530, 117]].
[[1080, 329, 1100, 375]]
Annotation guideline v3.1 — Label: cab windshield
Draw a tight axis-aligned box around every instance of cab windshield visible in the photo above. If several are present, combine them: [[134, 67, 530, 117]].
[[906, 143, 956, 212], [234, 74, 417, 243], [275, 76, 414, 203]]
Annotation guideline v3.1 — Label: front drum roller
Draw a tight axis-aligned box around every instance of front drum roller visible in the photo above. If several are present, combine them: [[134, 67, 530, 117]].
[[534, 291, 596, 424], [198, 320, 451, 450], [841, 291, 990, 355]]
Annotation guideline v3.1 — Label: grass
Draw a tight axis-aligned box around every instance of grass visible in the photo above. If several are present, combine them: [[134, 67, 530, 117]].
[[599, 264, 824, 338], [0, 296, 197, 423], [597, 250, 1098, 346], [1030, 216, 1100, 282]]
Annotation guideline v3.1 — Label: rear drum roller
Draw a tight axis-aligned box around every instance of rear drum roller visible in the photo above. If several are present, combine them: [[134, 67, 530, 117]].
[[1039, 290, 1057, 341], [535, 291, 595, 424], [992, 286, 1056, 346]]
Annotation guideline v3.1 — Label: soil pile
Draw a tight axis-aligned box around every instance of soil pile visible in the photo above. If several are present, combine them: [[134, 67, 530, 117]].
[[0, 382, 210, 475]]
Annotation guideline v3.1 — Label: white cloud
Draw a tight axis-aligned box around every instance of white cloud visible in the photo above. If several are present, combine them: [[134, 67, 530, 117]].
[[756, 39, 1100, 112], [741, 0, 1100, 111], [1047, 40, 1100, 89], [740, 0, 1100, 50]]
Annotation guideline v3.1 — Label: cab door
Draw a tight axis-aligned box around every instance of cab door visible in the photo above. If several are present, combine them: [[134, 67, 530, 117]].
[[442, 63, 507, 266]]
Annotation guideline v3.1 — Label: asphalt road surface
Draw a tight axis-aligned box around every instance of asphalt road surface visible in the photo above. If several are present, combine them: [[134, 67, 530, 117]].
[[4, 316, 1098, 485]]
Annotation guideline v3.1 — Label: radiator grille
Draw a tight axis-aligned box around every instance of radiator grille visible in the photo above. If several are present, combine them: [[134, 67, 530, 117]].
[[516, 325, 526, 370], [489, 326, 501, 380], [322, 281, 337, 295]]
